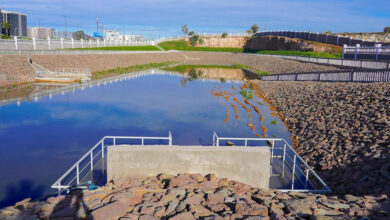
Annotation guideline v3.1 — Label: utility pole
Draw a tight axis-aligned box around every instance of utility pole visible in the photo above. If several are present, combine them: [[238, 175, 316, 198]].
[[96, 18, 99, 33]]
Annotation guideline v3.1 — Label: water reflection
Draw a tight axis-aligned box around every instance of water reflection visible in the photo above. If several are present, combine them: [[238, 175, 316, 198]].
[[0, 69, 291, 208]]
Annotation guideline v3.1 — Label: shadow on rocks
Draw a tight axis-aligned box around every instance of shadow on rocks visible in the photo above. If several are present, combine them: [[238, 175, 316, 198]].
[[49, 190, 91, 219], [317, 156, 390, 196]]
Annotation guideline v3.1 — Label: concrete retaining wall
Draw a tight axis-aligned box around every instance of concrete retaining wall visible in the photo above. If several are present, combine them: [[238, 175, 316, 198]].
[[107, 145, 270, 189]]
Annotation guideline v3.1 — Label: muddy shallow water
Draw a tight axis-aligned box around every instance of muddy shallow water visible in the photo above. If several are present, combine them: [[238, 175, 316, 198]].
[[0, 69, 292, 207]]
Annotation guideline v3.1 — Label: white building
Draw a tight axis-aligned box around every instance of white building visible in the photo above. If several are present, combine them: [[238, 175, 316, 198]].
[[104, 30, 121, 41], [104, 30, 146, 41], [27, 27, 54, 39], [53, 31, 74, 39]]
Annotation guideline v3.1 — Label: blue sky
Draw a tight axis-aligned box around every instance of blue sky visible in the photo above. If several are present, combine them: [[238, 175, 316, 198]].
[[1, 0, 390, 38]]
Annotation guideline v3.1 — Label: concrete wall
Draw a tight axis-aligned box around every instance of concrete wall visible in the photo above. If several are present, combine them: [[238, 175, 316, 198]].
[[107, 145, 270, 189]]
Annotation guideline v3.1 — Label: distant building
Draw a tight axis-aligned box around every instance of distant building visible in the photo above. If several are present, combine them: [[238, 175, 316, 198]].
[[28, 27, 54, 39], [1, 10, 27, 37], [104, 30, 146, 41], [53, 31, 74, 39], [0, 8, 2, 36], [104, 30, 121, 41]]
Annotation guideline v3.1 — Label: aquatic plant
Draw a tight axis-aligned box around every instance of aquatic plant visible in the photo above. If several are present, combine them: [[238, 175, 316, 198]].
[[271, 120, 277, 125]]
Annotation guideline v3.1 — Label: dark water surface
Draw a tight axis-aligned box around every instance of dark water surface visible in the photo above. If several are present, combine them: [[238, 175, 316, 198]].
[[0, 70, 292, 207]]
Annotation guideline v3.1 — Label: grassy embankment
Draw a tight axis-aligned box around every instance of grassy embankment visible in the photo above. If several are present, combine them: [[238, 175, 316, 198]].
[[160, 40, 341, 58], [161, 63, 249, 73], [254, 50, 342, 59], [158, 41, 244, 53], [92, 62, 176, 80], [66, 46, 161, 51]]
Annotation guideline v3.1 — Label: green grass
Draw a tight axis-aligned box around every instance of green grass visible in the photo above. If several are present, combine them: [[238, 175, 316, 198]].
[[161, 64, 245, 73], [66, 46, 161, 51], [158, 41, 244, 52], [254, 50, 342, 59], [93, 62, 176, 80], [257, 70, 270, 76]]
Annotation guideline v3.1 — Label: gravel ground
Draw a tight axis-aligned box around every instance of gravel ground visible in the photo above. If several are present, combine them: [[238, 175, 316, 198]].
[[31, 52, 341, 74], [0, 55, 34, 87], [1, 174, 388, 219], [254, 81, 390, 196], [1, 52, 341, 87]]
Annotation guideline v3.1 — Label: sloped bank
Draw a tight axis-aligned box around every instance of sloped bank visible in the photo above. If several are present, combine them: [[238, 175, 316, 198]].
[[1, 174, 388, 219], [254, 81, 390, 196]]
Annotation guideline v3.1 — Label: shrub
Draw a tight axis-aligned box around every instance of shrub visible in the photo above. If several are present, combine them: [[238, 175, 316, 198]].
[[190, 35, 200, 46], [384, 27, 390, 34], [221, 33, 228, 38]]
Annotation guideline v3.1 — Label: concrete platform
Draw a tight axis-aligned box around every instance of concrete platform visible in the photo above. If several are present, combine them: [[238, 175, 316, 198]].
[[107, 145, 270, 189]]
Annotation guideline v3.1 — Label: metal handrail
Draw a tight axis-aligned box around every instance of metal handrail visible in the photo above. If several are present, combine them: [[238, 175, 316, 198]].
[[51, 132, 172, 194], [212, 132, 331, 193]]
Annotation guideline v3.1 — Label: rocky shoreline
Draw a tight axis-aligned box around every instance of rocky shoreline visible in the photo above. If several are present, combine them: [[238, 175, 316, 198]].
[[1, 174, 389, 219], [254, 81, 390, 196]]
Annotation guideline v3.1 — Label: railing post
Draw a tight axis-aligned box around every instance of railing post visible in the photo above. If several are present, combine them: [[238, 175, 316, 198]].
[[76, 164, 80, 184], [336, 35, 339, 45], [244, 139, 247, 147], [60, 38, 64, 49], [282, 144, 286, 178], [305, 169, 309, 189], [90, 151, 94, 183], [217, 138, 219, 147], [71, 38, 75, 48], [141, 138, 144, 146], [89, 39, 92, 48], [81, 39, 84, 48], [292, 154, 296, 190], [113, 137, 116, 146]]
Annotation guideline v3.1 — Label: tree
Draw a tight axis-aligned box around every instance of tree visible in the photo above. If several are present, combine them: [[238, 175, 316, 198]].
[[198, 38, 204, 45], [246, 30, 253, 34], [188, 31, 195, 36], [3, 22, 11, 37], [384, 27, 390, 34], [221, 33, 228, 38], [181, 24, 189, 36], [74, 30, 87, 40], [189, 34, 199, 46], [251, 24, 259, 33]]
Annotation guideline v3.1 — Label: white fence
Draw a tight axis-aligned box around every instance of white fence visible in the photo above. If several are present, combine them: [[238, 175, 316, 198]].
[[343, 44, 390, 60], [0, 36, 155, 51]]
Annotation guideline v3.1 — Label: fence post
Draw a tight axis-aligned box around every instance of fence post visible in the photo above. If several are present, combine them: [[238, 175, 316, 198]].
[[60, 38, 64, 49], [14, 36, 18, 50], [316, 32, 319, 41], [71, 38, 75, 48], [354, 44, 360, 60], [350, 70, 354, 82], [376, 44, 381, 61], [47, 37, 51, 50], [349, 37, 352, 46], [336, 35, 339, 45], [342, 44, 347, 59], [325, 34, 328, 44], [89, 39, 92, 48], [97, 39, 100, 48], [81, 39, 84, 48], [33, 37, 36, 50]]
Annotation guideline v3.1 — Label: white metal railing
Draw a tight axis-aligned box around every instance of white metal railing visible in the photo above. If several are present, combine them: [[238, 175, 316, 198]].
[[212, 132, 331, 193], [51, 133, 172, 194]]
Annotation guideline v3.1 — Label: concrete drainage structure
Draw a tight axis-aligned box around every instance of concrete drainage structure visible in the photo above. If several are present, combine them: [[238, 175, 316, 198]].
[[51, 132, 330, 195]]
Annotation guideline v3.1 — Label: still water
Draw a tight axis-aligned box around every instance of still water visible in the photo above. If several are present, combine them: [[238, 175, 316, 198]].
[[0, 69, 292, 207]]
